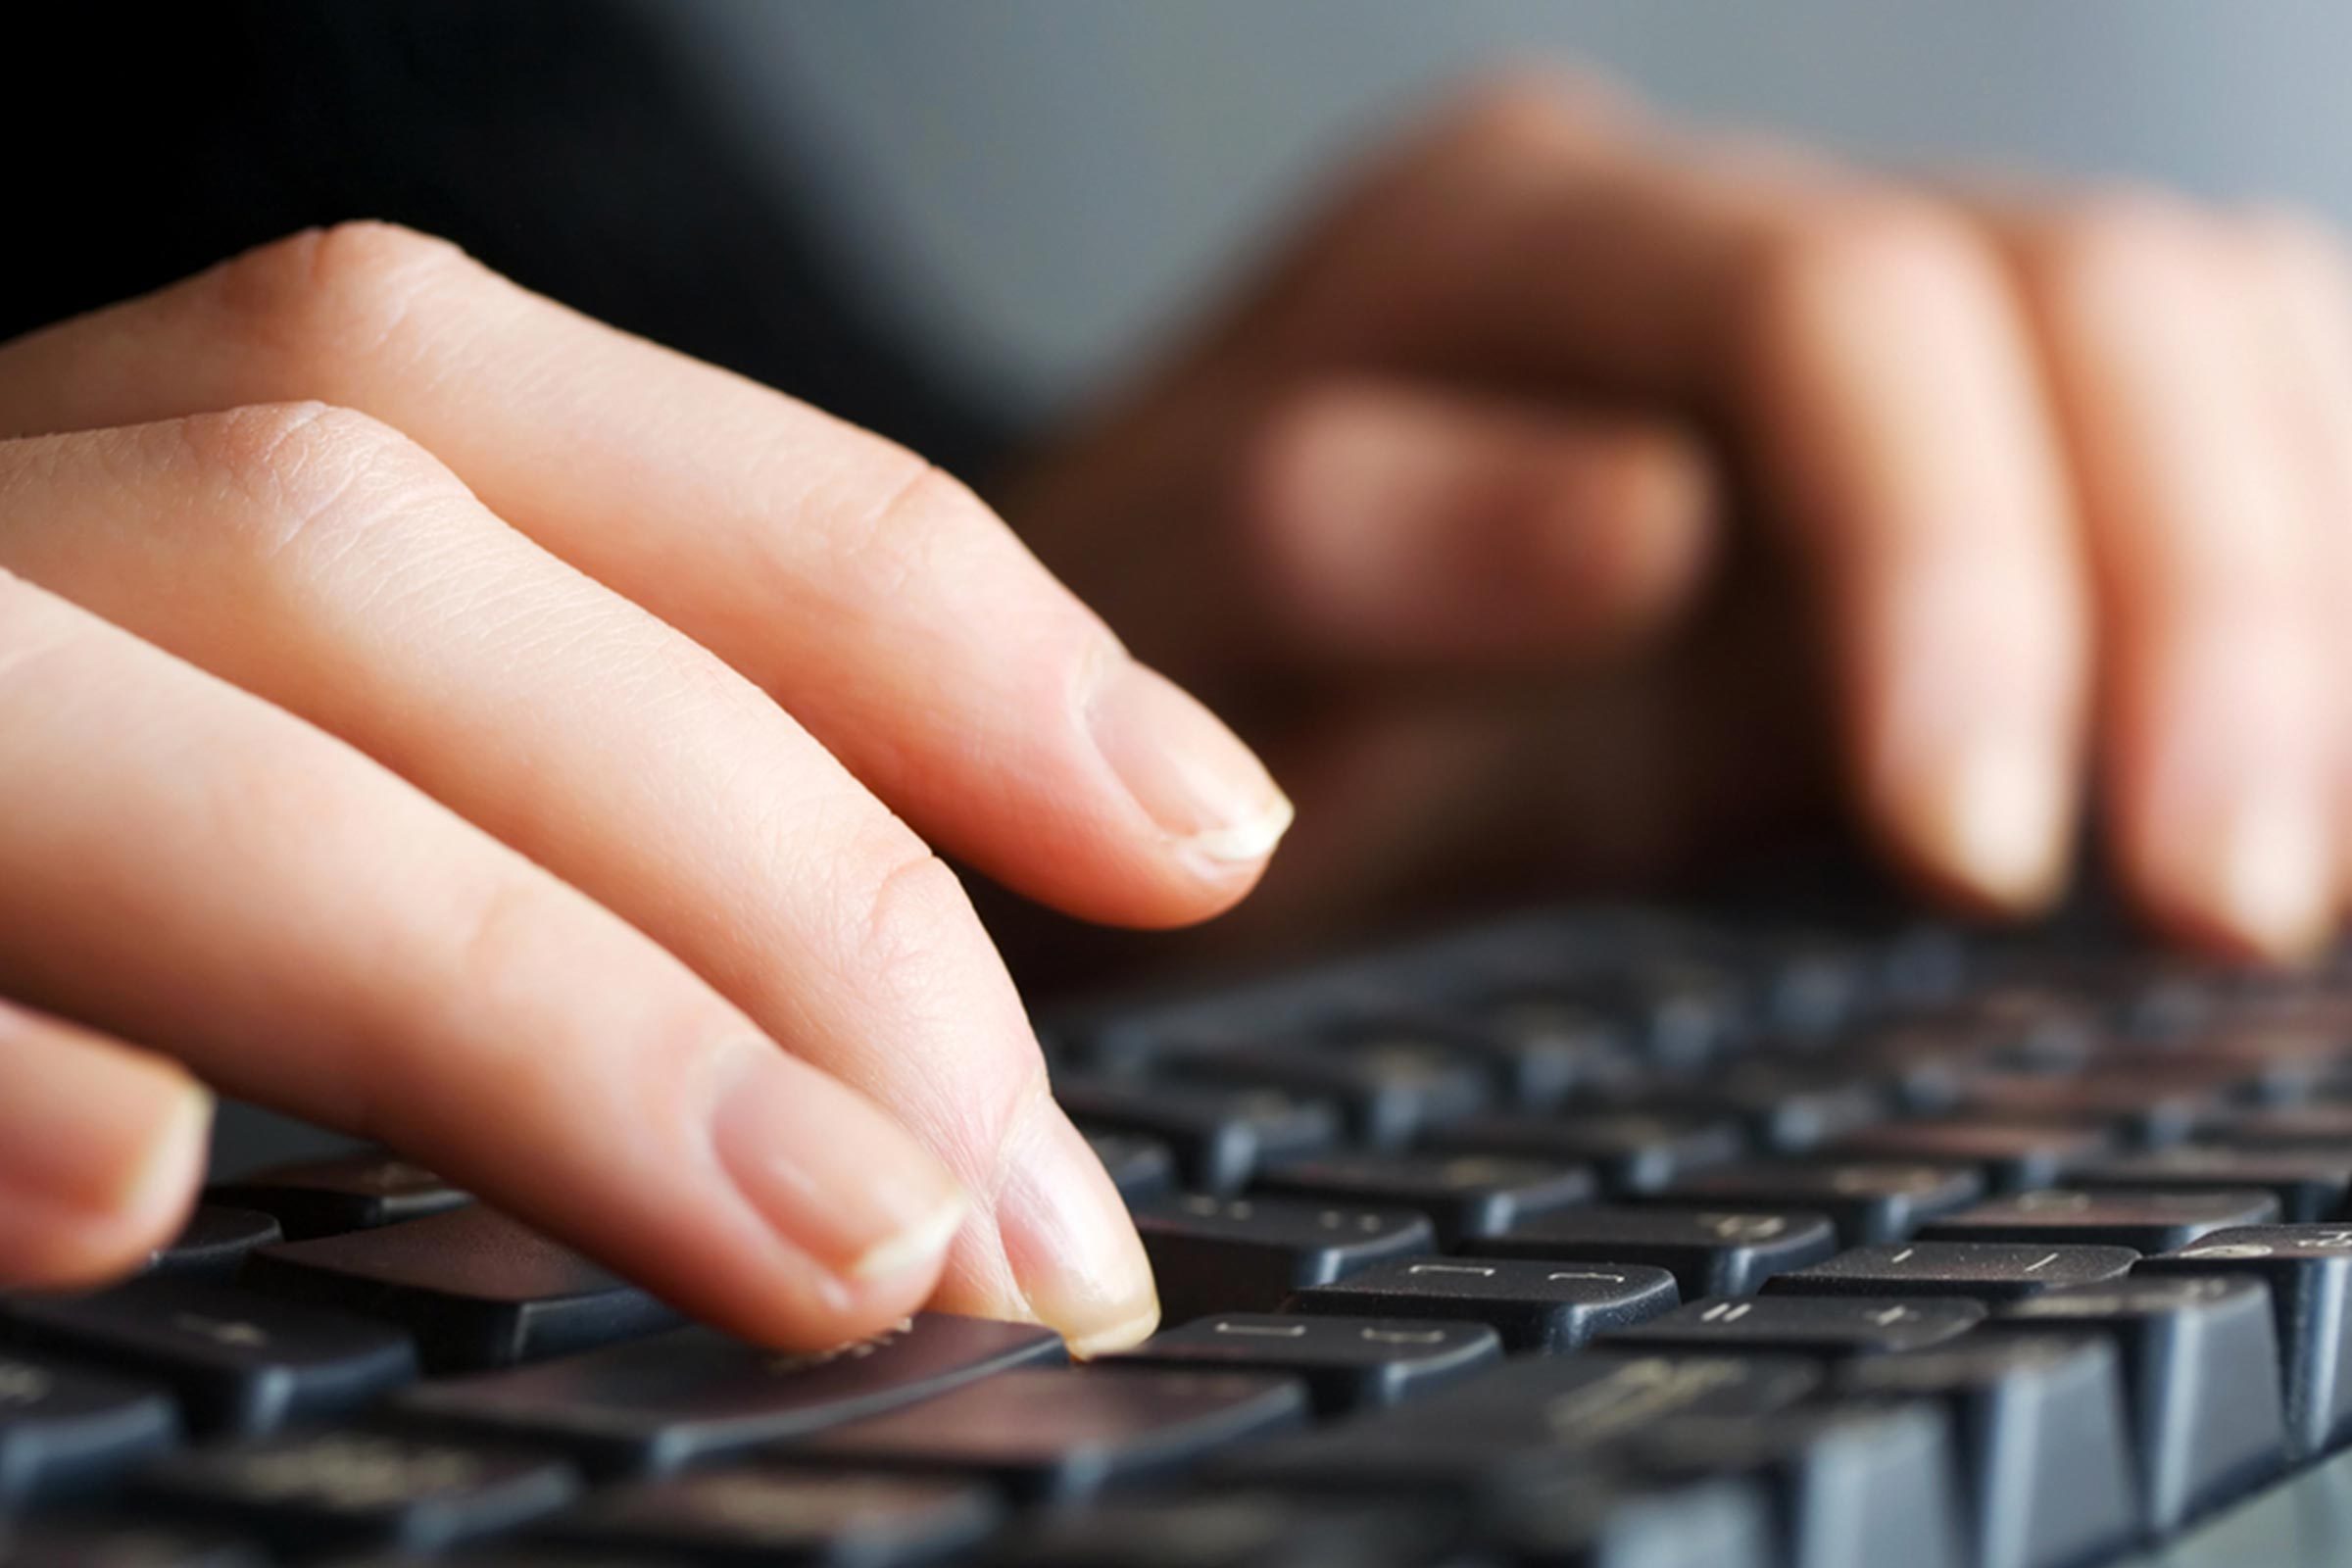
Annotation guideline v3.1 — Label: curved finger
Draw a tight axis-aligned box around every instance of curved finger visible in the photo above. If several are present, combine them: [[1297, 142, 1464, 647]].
[[0, 1001, 210, 1289], [1241, 375, 1718, 667], [0, 224, 1289, 928], [0, 564, 970, 1348], [0, 406, 1155, 1352], [1997, 196, 2338, 958]]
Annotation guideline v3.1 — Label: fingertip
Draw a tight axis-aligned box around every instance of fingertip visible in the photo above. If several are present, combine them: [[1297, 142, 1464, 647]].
[[2142, 791, 2337, 964]]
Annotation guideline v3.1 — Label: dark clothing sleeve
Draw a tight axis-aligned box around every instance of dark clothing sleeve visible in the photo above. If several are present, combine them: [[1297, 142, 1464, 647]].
[[4, 0, 1012, 478]]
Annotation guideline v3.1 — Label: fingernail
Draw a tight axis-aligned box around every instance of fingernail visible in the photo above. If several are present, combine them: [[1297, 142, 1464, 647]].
[[992, 1100, 1159, 1356], [1087, 655, 1293, 871], [1932, 739, 2068, 909], [711, 1039, 969, 1285], [0, 1005, 213, 1217], [2214, 791, 2332, 958]]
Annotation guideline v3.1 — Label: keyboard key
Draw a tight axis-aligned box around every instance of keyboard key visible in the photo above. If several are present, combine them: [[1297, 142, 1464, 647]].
[[1399, 1002, 1635, 1110], [533, 1467, 999, 1565], [1287, 1256, 1679, 1353], [396, 1315, 1063, 1475], [2138, 1224, 2352, 1457], [1484, 1471, 1775, 1568], [1243, 1350, 1822, 1498], [1109, 1313, 1499, 1415], [1604, 1295, 1983, 1357], [148, 1208, 282, 1279], [1162, 1039, 1491, 1149], [797, 1368, 1308, 1502], [1835, 1336, 2138, 1568], [1614, 1062, 1889, 1152], [2067, 1145, 2352, 1223], [1921, 1187, 2280, 1251], [2200, 1103, 2352, 1145], [1761, 1241, 2137, 1302], [1955, 1068, 2235, 1146], [1996, 1274, 2287, 1530], [134, 1429, 579, 1554], [1251, 1152, 1593, 1248], [0, 1277, 416, 1436], [0, 1353, 177, 1506], [1132, 1196, 1435, 1324], [1056, 1078, 1340, 1194], [1625, 1403, 1965, 1568], [1467, 1206, 1838, 1298], [239, 1206, 681, 1371], [1646, 1160, 1984, 1245], [1001, 1491, 1452, 1568], [1823, 1120, 2111, 1193], [208, 1153, 469, 1240], [1564, 958, 1751, 1067], [1431, 1110, 1744, 1195], [1085, 1132, 1177, 1205]]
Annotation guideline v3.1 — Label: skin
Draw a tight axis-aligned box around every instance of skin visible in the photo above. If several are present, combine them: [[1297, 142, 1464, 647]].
[[6, 74, 2351, 1351]]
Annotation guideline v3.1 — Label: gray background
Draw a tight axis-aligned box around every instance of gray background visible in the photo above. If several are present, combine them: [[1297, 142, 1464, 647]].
[[679, 0, 2352, 419], [217, 0, 2352, 1169]]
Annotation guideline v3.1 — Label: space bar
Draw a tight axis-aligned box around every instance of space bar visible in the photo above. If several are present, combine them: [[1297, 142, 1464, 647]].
[[2118, 1446, 2352, 1566]]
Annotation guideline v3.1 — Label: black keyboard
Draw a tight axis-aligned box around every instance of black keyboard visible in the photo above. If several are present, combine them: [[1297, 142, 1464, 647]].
[[11, 906, 2352, 1566]]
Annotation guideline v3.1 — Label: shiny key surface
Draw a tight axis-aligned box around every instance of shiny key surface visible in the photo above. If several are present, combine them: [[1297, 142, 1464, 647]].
[[2136, 1225, 2352, 1459], [1251, 1152, 1594, 1248], [147, 1209, 283, 1280], [0, 1352, 178, 1506], [1761, 1240, 2138, 1301], [1647, 1160, 1985, 1245], [1109, 1313, 1499, 1414], [1286, 1255, 1679, 1353], [1922, 1187, 2282, 1251], [1132, 1196, 1435, 1324], [1604, 1294, 1984, 1357], [207, 1154, 469, 1240], [1467, 1205, 1839, 1298], [532, 1467, 1001, 1565]]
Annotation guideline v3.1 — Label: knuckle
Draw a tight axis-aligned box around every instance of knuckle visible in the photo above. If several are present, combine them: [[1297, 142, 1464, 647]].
[[167, 402, 463, 562], [832, 822, 978, 988], [809, 454, 993, 605], [1741, 195, 2002, 361], [2025, 189, 2224, 317], [197, 221, 479, 375]]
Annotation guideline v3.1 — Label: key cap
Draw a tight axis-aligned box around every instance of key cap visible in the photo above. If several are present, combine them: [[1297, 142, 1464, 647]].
[[1484, 1471, 1775, 1568], [1920, 1187, 2280, 1252], [1835, 1337, 2138, 1568], [1287, 1256, 1679, 1353], [0, 1277, 416, 1436], [148, 1207, 282, 1279], [134, 1429, 580, 1554], [1001, 1491, 1453, 1568], [533, 1467, 1000, 1566], [1823, 1120, 2111, 1193], [1625, 1403, 1965, 1568], [1085, 1132, 1177, 1205], [1162, 1038, 1490, 1149], [1646, 1160, 1984, 1245], [1251, 1152, 1593, 1248], [238, 1205, 681, 1371], [1132, 1196, 1435, 1324], [1242, 1350, 1823, 1499], [396, 1314, 1063, 1475], [1108, 1313, 1498, 1415], [2201, 1103, 2352, 1145], [1612, 1063, 1889, 1152], [2067, 1145, 2352, 1223], [1431, 1110, 1744, 1195], [1056, 1077, 1340, 1194], [1566, 957, 1751, 1067], [796, 1368, 1307, 1502], [2137, 1224, 2352, 1457], [0, 1524, 265, 1568], [1402, 1001, 1636, 1110], [0, 1352, 177, 1506], [1467, 1206, 1838, 1298], [208, 1153, 469, 1240], [1995, 1274, 2287, 1531], [1955, 1068, 2235, 1147], [1604, 1295, 1983, 1357], [1761, 1241, 2137, 1302]]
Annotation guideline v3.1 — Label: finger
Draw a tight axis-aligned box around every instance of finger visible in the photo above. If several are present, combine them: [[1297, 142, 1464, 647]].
[[0, 407, 1156, 1353], [1995, 196, 2338, 958], [0, 565, 972, 1349], [0, 224, 1290, 928], [2239, 208, 2352, 900], [0, 1000, 210, 1289], [1241, 375, 1719, 668], [1288, 88, 2090, 910]]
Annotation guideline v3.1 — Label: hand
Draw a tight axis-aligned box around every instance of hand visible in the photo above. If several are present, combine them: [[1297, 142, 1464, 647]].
[[0, 224, 1294, 1351], [1008, 73, 2352, 965]]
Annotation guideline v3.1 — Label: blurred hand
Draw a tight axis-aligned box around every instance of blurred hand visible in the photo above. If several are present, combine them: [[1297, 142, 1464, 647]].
[[1009, 74, 2352, 964], [0, 224, 1297, 1349]]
